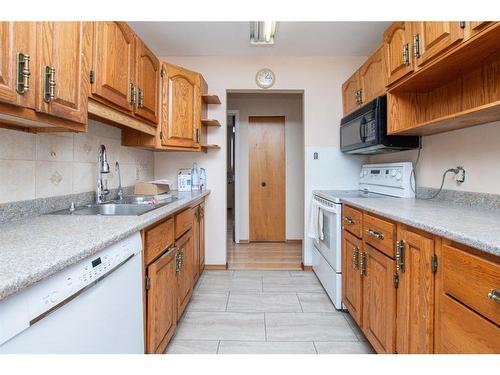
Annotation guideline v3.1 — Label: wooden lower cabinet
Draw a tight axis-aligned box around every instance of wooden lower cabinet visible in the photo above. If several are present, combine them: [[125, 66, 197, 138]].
[[176, 228, 194, 320], [342, 230, 363, 326], [395, 227, 436, 354], [146, 247, 177, 354], [361, 244, 396, 354]]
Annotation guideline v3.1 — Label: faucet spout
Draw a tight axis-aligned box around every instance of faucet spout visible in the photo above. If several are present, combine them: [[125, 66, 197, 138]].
[[96, 145, 110, 204], [115, 161, 123, 201]]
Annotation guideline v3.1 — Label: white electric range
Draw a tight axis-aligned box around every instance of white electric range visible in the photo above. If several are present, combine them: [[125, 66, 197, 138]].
[[311, 162, 414, 309]]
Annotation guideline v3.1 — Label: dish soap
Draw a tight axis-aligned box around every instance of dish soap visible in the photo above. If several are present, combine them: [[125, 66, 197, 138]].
[[199, 168, 206, 191], [191, 162, 199, 191]]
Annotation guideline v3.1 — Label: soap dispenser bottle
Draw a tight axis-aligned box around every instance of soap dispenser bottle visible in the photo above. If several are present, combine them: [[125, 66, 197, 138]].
[[191, 162, 199, 191]]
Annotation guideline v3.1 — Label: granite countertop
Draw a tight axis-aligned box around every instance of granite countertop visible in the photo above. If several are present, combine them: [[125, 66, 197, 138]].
[[0, 190, 210, 301], [315, 190, 500, 257]]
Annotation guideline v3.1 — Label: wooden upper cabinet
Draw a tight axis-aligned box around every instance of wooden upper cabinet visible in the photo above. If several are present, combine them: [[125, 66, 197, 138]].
[[362, 244, 396, 354], [396, 227, 435, 354], [92, 22, 135, 113], [342, 231, 363, 326], [37, 22, 88, 124], [358, 46, 386, 103], [342, 71, 360, 115], [468, 21, 494, 37], [135, 37, 160, 124], [414, 22, 464, 67], [384, 22, 414, 85], [161, 63, 200, 149], [146, 248, 177, 354], [0, 22, 36, 109]]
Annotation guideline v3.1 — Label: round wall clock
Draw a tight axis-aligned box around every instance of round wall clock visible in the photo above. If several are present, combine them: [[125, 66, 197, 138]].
[[255, 68, 275, 89]]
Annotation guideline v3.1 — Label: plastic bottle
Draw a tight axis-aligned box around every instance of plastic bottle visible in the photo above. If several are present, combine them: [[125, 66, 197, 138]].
[[199, 168, 206, 191], [191, 162, 199, 191]]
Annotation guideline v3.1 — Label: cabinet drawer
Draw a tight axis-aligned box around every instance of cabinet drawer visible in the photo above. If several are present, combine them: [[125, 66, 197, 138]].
[[144, 218, 175, 266], [342, 205, 363, 238], [175, 208, 194, 239], [363, 213, 395, 258], [442, 244, 500, 325], [437, 294, 500, 354]]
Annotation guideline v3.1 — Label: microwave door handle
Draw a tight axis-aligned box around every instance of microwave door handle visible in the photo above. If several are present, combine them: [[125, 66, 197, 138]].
[[360, 117, 367, 142]]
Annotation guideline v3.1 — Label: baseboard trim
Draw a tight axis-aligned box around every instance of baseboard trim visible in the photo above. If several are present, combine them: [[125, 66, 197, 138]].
[[238, 239, 250, 244], [301, 262, 313, 271], [204, 264, 228, 270], [286, 239, 303, 244]]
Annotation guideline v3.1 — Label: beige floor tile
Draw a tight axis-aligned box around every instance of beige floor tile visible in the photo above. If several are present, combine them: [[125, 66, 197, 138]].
[[227, 292, 302, 312], [314, 341, 375, 354], [218, 341, 316, 354], [186, 292, 229, 312], [165, 338, 219, 354], [297, 292, 336, 312]]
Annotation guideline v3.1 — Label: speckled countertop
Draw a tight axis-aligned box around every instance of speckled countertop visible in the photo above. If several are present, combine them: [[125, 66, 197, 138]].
[[0, 190, 210, 301], [315, 190, 500, 257]]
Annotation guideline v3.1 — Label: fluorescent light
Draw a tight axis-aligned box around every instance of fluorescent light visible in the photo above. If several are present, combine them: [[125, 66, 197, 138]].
[[250, 21, 277, 45]]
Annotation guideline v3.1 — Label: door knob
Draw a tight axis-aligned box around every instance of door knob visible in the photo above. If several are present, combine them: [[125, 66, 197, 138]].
[[261, 182, 266, 187]]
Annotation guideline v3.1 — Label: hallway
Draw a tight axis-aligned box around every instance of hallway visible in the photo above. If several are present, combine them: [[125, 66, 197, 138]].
[[165, 270, 374, 354]]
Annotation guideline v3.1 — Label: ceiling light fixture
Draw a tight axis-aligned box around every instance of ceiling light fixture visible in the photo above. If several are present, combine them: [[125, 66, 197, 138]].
[[250, 21, 277, 45]]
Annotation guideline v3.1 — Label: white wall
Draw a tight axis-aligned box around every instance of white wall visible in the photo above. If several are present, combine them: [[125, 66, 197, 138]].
[[370, 120, 500, 195], [0, 120, 154, 204], [154, 56, 366, 266], [227, 93, 304, 241]]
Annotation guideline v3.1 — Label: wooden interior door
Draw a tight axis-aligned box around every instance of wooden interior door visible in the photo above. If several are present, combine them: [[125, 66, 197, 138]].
[[0, 22, 36, 108], [414, 22, 464, 67], [342, 71, 360, 114], [176, 229, 193, 320], [146, 248, 177, 354], [161, 63, 198, 148], [92, 22, 135, 112], [362, 244, 396, 353], [359, 46, 386, 103], [249, 116, 285, 242], [37, 22, 88, 124], [135, 38, 160, 124], [396, 227, 435, 354], [342, 230, 363, 326], [384, 22, 414, 85]]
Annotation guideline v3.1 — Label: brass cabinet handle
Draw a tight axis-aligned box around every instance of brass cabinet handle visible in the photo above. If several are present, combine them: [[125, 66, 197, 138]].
[[137, 87, 144, 108], [402, 43, 410, 66], [352, 246, 360, 270], [16, 52, 31, 94], [43, 66, 56, 103], [413, 33, 421, 58], [129, 83, 136, 105], [487, 289, 500, 303], [395, 240, 406, 272], [366, 228, 384, 240], [360, 252, 367, 276], [344, 216, 355, 225]]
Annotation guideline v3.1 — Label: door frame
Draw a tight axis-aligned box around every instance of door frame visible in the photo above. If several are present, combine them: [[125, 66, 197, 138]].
[[248, 115, 286, 242], [227, 109, 241, 243]]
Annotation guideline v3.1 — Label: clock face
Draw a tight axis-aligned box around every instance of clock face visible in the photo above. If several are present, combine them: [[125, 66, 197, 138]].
[[256, 68, 275, 89]]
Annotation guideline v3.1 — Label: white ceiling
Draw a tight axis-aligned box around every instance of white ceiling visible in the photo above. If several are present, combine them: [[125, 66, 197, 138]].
[[129, 22, 390, 57]]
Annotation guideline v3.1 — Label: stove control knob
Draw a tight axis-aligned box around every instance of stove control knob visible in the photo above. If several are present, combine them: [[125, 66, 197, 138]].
[[396, 172, 402, 181], [391, 169, 397, 177], [49, 291, 59, 303]]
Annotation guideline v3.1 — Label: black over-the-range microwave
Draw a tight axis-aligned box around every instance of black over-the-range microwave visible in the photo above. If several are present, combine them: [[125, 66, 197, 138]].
[[340, 95, 420, 154]]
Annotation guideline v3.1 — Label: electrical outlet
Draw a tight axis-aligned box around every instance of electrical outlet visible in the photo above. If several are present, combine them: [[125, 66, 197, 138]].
[[454, 166, 465, 184], [313, 152, 319, 160]]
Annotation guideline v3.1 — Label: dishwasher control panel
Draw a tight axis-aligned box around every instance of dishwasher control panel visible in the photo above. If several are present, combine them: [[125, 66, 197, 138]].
[[0, 233, 142, 346]]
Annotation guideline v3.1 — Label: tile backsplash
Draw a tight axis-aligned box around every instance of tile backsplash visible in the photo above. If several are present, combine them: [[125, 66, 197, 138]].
[[0, 120, 154, 204]]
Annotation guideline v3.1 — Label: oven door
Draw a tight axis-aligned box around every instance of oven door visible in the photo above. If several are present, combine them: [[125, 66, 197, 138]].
[[313, 200, 342, 273]]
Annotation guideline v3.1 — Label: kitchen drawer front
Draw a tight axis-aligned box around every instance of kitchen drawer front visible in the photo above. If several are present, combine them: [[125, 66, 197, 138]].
[[175, 208, 194, 239], [436, 294, 500, 354], [363, 213, 395, 258], [442, 243, 500, 325], [342, 205, 363, 238], [144, 218, 175, 266]]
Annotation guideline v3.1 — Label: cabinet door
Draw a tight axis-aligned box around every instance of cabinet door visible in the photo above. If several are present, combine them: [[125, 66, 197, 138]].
[[37, 22, 88, 124], [0, 22, 36, 108], [342, 231, 363, 326], [146, 248, 177, 354], [468, 21, 495, 38], [92, 22, 135, 112], [362, 244, 396, 353], [359, 46, 386, 104], [192, 205, 201, 283], [342, 71, 360, 115], [414, 22, 464, 67], [135, 38, 160, 124], [384, 22, 414, 85], [161, 63, 199, 148], [199, 202, 205, 273], [176, 229, 194, 320], [395, 228, 435, 354]]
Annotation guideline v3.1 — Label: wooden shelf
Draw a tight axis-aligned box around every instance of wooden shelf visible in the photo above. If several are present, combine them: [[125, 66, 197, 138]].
[[201, 95, 221, 104], [201, 119, 221, 127], [200, 144, 221, 152]]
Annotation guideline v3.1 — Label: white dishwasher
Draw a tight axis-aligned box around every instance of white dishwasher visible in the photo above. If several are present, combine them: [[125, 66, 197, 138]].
[[0, 233, 144, 354]]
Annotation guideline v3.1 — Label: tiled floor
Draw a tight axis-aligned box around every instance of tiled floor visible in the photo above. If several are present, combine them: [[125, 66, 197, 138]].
[[165, 270, 374, 354]]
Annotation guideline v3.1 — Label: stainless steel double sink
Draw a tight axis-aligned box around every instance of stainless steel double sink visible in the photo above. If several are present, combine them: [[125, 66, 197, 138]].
[[50, 195, 178, 216]]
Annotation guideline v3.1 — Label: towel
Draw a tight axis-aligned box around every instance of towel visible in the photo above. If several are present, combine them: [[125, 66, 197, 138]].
[[308, 200, 324, 241]]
